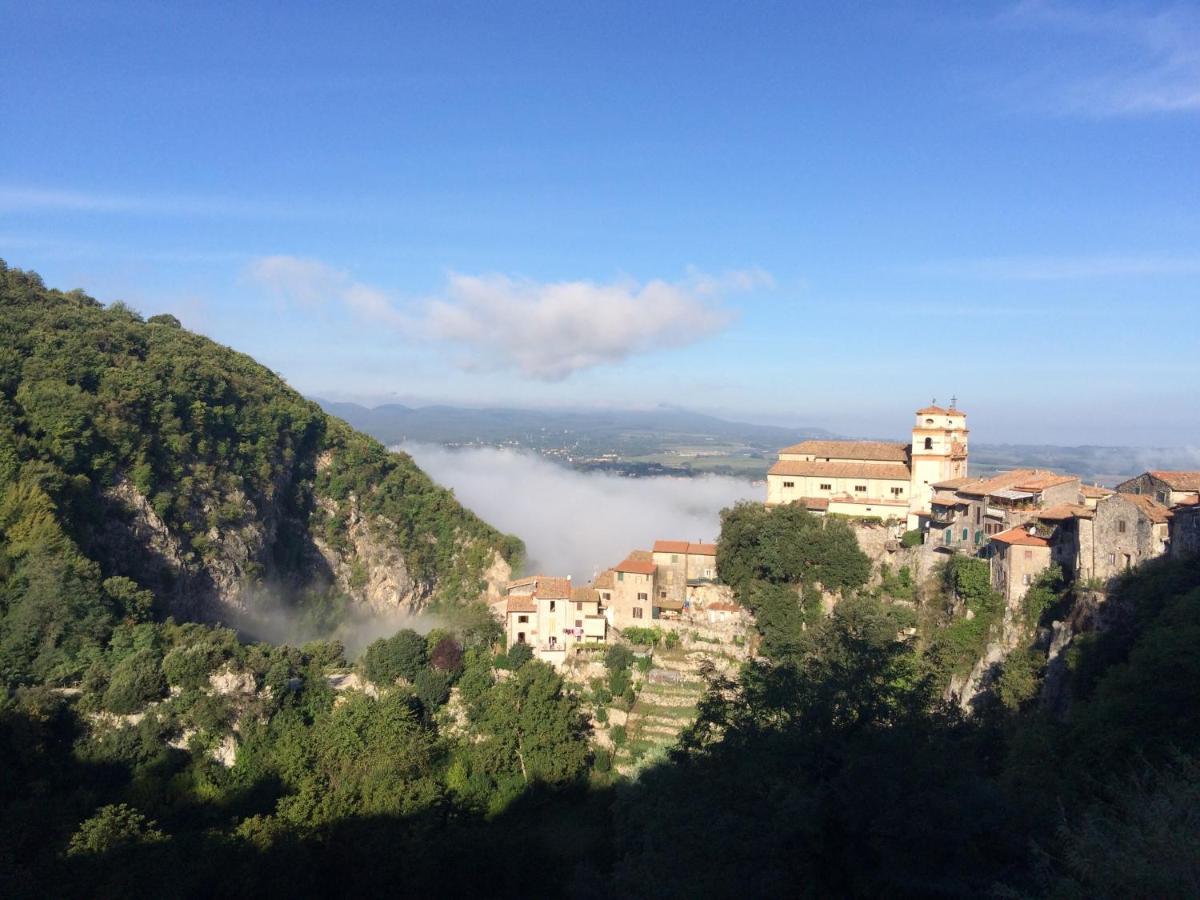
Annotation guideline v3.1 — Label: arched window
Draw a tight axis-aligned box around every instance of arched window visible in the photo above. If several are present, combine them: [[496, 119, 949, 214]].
[[924, 437, 933, 450]]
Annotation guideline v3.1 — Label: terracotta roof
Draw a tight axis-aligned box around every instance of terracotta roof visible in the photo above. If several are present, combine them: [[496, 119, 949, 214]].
[[688, 542, 717, 556], [932, 477, 979, 490], [777, 440, 910, 462], [655, 598, 685, 611], [931, 492, 967, 507], [916, 406, 948, 415], [789, 497, 830, 510], [571, 587, 598, 604], [1015, 473, 1078, 492], [615, 557, 656, 576], [592, 571, 614, 590], [653, 540, 690, 554], [769, 459, 911, 480], [534, 578, 572, 598], [1036, 503, 1094, 521], [957, 469, 1059, 498], [990, 527, 1051, 548], [1122, 492, 1173, 524], [506, 596, 536, 614], [1149, 471, 1200, 491], [628, 549, 653, 562], [1080, 484, 1114, 498], [506, 575, 539, 589]]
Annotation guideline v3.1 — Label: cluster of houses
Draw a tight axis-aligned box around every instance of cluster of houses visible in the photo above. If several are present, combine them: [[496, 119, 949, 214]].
[[490, 401, 1199, 667], [764, 401, 1200, 606], [491, 541, 739, 667]]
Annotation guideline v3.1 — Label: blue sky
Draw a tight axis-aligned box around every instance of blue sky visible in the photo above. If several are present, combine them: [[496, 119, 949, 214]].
[[2, 1, 1198, 445]]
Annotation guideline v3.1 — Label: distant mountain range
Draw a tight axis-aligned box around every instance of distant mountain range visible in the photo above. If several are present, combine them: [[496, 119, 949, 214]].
[[316, 400, 836, 454], [316, 400, 1198, 485]]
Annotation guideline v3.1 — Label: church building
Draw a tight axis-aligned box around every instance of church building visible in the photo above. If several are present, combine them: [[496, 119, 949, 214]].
[[765, 402, 969, 528]]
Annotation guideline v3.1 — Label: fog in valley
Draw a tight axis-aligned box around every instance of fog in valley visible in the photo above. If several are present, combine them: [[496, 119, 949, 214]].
[[401, 443, 761, 584]]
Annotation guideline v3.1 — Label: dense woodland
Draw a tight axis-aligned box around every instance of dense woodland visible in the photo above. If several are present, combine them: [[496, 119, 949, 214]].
[[1, 263, 1198, 897]]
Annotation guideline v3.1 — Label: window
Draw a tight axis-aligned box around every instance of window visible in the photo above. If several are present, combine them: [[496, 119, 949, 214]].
[[1024, 549, 1033, 560], [1023, 574, 1032, 585], [618, 571, 624, 582], [963, 528, 969, 542], [633, 607, 644, 619], [549, 600, 556, 611], [1118, 520, 1127, 534], [924, 437, 933, 450], [782, 480, 795, 488], [575, 601, 582, 611], [819, 483, 832, 491], [517, 615, 528, 624], [659, 590, 666, 599], [637, 592, 648, 602], [1157, 491, 1169, 504], [517, 632, 526, 643], [602, 592, 610, 602], [671, 554, 679, 562], [1108, 552, 1116, 565], [575, 619, 583, 628], [854, 484, 867, 492], [925, 418, 934, 424], [891, 487, 904, 496], [974, 507, 981, 524]]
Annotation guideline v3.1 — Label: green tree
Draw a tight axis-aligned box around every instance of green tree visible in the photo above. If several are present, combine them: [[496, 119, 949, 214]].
[[67, 804, 166, 856]]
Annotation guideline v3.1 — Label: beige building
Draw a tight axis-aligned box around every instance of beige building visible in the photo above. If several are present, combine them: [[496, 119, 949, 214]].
[[608, 554, 656, 628], [651, 540, 718, 608], [989, 526, 1052, 604], [503, 575, 606, 666], [765, 402, 968, 527]]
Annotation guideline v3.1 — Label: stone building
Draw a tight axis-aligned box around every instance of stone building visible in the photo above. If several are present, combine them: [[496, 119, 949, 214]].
[[1034, 492, 1173, 583], [990, 526, 1052, 604], [1115, 471, 1200, 508], [764, 402, 968, 528], [651, 540, 718, 608], [608, 554, 656, 628], [1170, 501, 1200, 558], [930, 469, 1080, 551], [502, 575, 606, 667]]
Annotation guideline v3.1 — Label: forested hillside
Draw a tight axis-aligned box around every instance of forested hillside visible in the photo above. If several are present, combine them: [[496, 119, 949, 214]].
[[0, 261, 521, 687]]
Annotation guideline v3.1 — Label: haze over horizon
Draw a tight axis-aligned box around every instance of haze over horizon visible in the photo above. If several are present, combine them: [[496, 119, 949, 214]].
[[3, 1, 1198, 445]]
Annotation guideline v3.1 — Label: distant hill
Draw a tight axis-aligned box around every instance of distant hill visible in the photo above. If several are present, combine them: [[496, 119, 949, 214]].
[[316, 400, 835, 457], [315, 400, 1194, 485]]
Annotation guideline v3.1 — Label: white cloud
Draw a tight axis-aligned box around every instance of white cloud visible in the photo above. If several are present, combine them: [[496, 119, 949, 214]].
[[424, 270, 759, 380], [247, 256, 765, 380], [401, 443, 760, 583], [1004, 1, 1200, 116]]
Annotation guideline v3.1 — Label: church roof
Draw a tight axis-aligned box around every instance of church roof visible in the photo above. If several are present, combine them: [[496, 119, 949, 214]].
[[769, 459, 911, 481], [777, 440, 910, 462]]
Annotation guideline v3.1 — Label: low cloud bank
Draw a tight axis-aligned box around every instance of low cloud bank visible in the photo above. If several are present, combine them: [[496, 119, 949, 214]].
[[401, 443, 761, 584]]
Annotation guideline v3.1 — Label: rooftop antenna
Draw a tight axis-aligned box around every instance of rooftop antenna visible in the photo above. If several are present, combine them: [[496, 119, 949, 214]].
[[931, 397, 937, 407], [950, 395, 957, 410]]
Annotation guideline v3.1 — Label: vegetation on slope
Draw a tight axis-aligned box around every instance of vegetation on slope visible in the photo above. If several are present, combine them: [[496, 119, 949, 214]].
[[0, 261, 521, 688]]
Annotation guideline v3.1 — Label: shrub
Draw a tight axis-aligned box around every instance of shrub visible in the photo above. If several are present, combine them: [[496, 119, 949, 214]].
[[900, 529, 923, 548], [67, 804, 166, 857], [623, 627, 661, 647], [608, 666, 631, 698], [610, 725, 627, 746], [430, 636, 464, 675], [362, 629, 428, 685], [621, 684, 636, 710], [593, 748, 612, 773], [636, 655, 653, 674], [413, 668, 452, 710], [505, 642, 533, 670], [605, 644, 634, 672], [103, 649, 167, 713], [663, 631, 681, 650]]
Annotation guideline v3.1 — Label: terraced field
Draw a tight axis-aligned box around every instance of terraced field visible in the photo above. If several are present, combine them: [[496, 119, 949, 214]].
[[613, 643, 742, 777]]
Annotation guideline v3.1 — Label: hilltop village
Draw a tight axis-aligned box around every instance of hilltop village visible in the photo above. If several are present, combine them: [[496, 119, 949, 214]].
[[495, 401, 1200, 668]]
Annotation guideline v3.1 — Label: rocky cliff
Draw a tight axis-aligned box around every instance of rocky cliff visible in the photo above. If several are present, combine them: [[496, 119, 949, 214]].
[[0, 261, 520, 628]]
